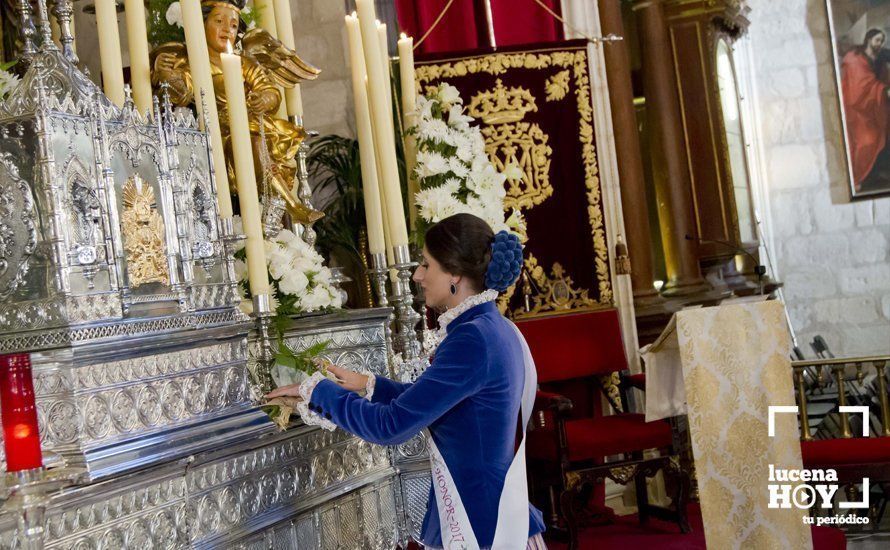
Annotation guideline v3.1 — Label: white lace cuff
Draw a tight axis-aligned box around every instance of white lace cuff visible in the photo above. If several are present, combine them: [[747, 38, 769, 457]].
[[295, 371, 336, 431], [363, 372, 376, 401]]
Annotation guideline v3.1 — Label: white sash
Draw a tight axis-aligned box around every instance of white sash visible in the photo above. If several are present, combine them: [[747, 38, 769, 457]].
[[428, 322, 537, 550]]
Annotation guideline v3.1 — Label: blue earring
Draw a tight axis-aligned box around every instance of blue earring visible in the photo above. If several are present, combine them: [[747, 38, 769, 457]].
[[450, 282, 457, 295]]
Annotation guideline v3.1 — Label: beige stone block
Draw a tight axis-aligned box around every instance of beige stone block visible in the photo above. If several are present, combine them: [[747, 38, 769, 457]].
[[812, 297, 878, 325], [781, 233, 849, 267], [767, 144, 824, 189], [840, 324, 890, 356], [812, 192, 855, 233], [850, 229, 888, 264], [783, 266, 838, 300], [839, 264, 890, 294], [313, 0, 345, 23]]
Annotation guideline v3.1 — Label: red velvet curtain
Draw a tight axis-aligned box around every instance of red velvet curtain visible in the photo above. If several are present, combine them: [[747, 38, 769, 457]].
[[395, 0, 564, 55]]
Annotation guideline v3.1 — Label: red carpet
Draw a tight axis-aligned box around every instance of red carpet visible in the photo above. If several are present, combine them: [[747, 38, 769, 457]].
[[543, 504, 846, 549]]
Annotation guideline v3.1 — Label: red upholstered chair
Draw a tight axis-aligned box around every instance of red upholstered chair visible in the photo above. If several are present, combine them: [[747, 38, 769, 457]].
[[793, 356, 890, 526], [517, 309, 690, 549]]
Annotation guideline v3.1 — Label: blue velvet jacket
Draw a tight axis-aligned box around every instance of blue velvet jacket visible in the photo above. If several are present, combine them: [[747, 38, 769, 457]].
[[309, 301, 545, 547]]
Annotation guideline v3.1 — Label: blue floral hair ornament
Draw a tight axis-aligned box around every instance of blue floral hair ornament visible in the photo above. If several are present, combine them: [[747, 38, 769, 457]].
[[485, 231, 523, 292]]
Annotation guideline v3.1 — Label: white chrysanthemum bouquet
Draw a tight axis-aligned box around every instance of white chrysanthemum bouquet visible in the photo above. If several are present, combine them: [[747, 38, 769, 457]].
[[410, 83, 524, 241], [233, 219, 342, 318]]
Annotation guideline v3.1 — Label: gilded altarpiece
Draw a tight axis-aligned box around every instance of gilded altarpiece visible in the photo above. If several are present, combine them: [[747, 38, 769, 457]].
[[415, 41, 613, 317]]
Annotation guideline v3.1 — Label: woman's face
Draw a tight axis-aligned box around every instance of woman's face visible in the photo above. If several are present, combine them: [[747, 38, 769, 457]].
[[412, 247, 455, 309], [204, 6, 240, 54]]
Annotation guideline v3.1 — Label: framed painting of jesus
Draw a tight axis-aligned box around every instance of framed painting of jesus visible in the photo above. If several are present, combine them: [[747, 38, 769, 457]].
[[827, 0, 890, 199]]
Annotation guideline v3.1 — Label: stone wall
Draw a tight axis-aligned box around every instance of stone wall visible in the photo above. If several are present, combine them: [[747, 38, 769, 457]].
[[72, 0, 355, 138], [746, 0, 890, 356], [290, 0, 354, 138]]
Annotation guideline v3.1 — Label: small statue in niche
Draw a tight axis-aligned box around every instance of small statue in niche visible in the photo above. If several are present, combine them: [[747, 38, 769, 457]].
[[150, 0, 322, 226]]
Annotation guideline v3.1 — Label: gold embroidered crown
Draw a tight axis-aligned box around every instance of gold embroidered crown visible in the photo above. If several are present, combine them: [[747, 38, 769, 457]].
[[468, 79, 537, 125]]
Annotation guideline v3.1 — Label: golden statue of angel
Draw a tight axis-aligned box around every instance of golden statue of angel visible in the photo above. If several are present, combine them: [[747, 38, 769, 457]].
[[150, 0, 322, 225]]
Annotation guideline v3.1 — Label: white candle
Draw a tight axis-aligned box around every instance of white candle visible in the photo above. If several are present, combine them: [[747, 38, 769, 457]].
[[397, 33, 416, 119], [180, 0, 233, 217], [95, 0, 125, 106], [346, 15, 385, 256], [272, 0, 304, 118], [355, 0, 409, 247], [254, 0, 278, 37], [377, 22, 393, 114], [397, 32, 419, 231], [220, 46, 270, 296], [124, 0, 152, 114]]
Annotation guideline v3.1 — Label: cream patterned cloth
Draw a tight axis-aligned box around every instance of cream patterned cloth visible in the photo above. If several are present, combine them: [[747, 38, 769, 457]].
[[644, 301, 812, 550]]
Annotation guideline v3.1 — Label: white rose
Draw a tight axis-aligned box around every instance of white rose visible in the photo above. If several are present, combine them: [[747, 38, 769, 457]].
[[292, 256, 316, 274], [165, 1, 184, 28], [278, 269, 309, 296], [275, 229, 298, 247], [438, 83, 461, 106]]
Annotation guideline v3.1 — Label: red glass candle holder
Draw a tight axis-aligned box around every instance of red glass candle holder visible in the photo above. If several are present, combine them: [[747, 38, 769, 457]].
[[0, 353, 43, 472]]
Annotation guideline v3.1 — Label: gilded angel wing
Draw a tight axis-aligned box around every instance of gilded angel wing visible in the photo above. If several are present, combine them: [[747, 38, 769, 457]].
[[241, 28, 321, 89]]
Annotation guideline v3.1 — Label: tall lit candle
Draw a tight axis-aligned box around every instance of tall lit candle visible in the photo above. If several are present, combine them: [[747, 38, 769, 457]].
[[355, 0, 409, 247], [397, 33, 417, 122], [94, 0, 125, 106], [124, 0, 152, 114], [180, 0, 233, 217], [346, 16, 385, 256], [397, 32, 419, 231], [0, 354, 43, 472], [220, 46, 270, 296]]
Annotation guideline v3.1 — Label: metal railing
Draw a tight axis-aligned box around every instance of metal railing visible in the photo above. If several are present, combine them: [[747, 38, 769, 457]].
[[791, 355, 890, 441]]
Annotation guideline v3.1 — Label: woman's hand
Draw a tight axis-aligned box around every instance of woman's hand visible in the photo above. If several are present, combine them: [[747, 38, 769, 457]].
[[265, 383, 301, 400], [326, 365, 369, 393]]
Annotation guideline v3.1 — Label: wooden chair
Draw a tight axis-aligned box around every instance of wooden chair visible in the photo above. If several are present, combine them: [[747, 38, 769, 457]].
[[517, 309, 690, 549]]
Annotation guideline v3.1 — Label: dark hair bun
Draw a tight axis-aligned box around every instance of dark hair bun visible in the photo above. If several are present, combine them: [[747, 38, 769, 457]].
[[485, 231, 523, 292]]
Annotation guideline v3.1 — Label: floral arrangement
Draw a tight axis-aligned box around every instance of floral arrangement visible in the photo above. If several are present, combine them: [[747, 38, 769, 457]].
[[264, 340, 331, 430], [232, 219, 342, 429], [234, 222, 343, 322], [410, 83, 524, 242], [0, 61, 20, 102]]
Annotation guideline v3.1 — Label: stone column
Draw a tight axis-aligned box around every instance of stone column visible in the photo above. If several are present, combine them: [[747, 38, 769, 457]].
[[598, 0, 662, 305], [632, 0, 708, 294]]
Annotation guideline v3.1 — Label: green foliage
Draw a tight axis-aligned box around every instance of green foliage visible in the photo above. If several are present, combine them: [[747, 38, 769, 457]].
[[148, 0, 185, 47], [274, 339, 330, 376], [241, 4, 261, 28], [308, 135, 366, 260]]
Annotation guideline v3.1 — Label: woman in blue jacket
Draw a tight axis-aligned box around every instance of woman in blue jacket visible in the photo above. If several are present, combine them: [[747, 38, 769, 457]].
[[268, 214, 546, 549]]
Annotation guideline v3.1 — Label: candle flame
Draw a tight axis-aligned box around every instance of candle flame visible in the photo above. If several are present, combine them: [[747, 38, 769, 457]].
[[226, 40, 234, 55], [351, 11, 357, 17], [400, 33, 408, 40], [12, 423, 31, 439]]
